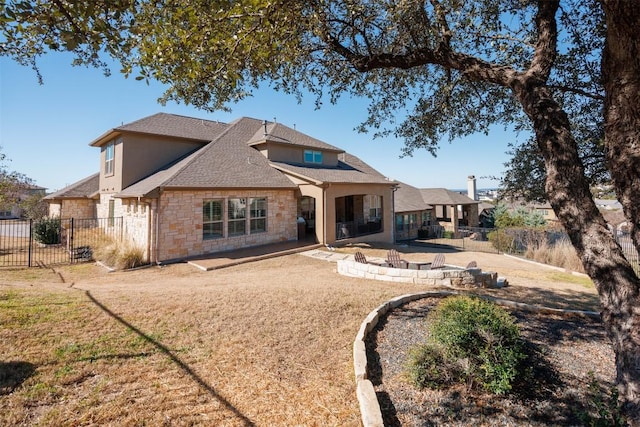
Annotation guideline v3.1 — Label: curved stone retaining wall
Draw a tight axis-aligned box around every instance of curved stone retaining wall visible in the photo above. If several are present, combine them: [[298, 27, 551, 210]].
[[337, 259, 500, 289]]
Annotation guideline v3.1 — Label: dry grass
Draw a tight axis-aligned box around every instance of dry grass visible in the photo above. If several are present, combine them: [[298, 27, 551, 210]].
[[525, 238, 585, 273], [0, 247, 603, 426]]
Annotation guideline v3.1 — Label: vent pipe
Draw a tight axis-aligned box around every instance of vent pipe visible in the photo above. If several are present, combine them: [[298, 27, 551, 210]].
[[263, 120, 268, 137]]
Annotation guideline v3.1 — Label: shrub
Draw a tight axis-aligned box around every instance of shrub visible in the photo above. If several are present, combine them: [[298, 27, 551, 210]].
[[93, 238, 146, 270], [487, 230, 515, 252], [407, 296, 527, 395], [577, 371, 626, 426], [116, 245, 145, 270], [33, 217, 61, 245]]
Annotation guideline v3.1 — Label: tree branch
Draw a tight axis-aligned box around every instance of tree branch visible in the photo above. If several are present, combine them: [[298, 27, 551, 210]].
[[527, 0, 559, 81]]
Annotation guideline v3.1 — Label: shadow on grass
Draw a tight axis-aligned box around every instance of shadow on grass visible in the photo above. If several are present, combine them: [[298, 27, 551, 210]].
[[84, 290, 255, 427], [0, 361, 36, 395]]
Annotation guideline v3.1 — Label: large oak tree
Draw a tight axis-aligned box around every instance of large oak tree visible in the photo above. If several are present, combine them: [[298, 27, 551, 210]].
[[2, 0, 639, 423]]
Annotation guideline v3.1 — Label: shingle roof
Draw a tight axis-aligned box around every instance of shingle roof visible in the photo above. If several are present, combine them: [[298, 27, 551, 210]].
[[269, 152, 392, 185], [90, 113, 228, 146], [44, 173, 99, 200], [87, 113, 393, 198], [247, 122, 343, 152], [419, 188, 479, 205], [115, 118, 298, 197], [394, 182, 433, 213]]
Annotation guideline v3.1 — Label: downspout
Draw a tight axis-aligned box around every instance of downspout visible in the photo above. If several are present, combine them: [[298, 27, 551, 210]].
[[391, 185, 398, 244], [144, 199, 152, 264], [154, 190, 161, 264], [323, 185, 327, 244]]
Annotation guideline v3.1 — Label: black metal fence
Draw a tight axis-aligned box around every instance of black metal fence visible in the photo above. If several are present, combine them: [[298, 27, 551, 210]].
[[412, 225, 640, 276], [0, 217, 124, 268]]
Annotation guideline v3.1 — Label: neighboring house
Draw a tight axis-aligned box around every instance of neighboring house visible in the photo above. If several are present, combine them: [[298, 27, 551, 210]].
[[46, 113, 395, 263], [0, 184, 46, 219], [45, 173, 99, 219], [419, 188, 480, 231], [478, 202, 496, 228], [393, 183, 480, 240], [393, 182, 433, 240]]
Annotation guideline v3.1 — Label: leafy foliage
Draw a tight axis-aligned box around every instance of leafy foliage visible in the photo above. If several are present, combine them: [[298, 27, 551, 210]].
[[0, 147, 37, 216], [492, 202, 546, 229], [33, 217, 61, 245], [407, 296, 527, 395]]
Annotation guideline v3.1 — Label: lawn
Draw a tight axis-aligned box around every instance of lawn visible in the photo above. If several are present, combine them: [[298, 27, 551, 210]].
[[0, 248, 601, 426]]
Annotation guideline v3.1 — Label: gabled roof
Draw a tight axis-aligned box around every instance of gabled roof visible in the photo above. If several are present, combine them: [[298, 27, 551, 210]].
[[115, 118, 298, 197], [247, 122, 343, 153], [269, 152, 392, 186], [89, 113, 229, 146], [394, 182, 433, 213], [44, 173, 99, 200], [419, 188, 479, 205]]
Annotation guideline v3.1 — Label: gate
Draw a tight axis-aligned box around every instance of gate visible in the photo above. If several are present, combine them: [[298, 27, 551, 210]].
[[0, 217, 123, 267]]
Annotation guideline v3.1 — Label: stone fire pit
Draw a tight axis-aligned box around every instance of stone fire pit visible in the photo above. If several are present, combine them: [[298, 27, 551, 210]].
[[337, 258, 504, 289]]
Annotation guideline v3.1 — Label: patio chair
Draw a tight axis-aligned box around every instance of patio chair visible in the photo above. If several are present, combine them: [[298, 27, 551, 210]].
[[466, 260, 478, 269], [354, 251, 383, 266], [354, 251, 368, 264], [431, 253, 446, 269], [386, 249, 409, 269]]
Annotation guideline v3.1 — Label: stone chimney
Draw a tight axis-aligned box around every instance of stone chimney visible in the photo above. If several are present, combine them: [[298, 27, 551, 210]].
[[467, 175, 477, 201]]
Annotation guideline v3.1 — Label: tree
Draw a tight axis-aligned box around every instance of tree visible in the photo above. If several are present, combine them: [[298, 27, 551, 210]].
[[0, 147, 34, 216], [2, 0, 639, 422]]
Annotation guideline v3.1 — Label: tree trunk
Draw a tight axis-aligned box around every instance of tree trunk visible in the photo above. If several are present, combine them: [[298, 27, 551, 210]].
[[601, 0, 640, 257], [600, 2, 640, 424], [512, 79, 640, 425]]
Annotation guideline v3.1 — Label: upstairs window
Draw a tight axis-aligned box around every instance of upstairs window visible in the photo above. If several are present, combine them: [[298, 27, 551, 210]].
[[105, 142, 115, 176], [304, 150, 323, 164]]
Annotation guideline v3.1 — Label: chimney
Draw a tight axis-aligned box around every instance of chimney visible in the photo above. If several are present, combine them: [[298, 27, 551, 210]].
[[467, 175, 477, 201]]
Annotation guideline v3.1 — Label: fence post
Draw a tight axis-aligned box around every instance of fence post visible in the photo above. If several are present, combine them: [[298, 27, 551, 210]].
[[27, 219, 33, 267], [69, 218, 74, 263]]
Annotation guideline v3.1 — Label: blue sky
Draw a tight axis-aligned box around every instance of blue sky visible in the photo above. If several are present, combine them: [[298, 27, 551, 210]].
[[1, 52, 517, 192]]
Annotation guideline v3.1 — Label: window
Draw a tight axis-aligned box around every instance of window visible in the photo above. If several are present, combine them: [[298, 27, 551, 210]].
[[105, 142, 115, 176], [203, 199, 223, 239], [250, 198, 267, 233], [304, 150, 323, 164], [367, 195, 382, 220], [228, 198, 246, 236]]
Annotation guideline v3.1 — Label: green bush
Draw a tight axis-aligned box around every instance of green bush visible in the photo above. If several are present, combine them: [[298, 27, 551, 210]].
[[33, 217, 61, 245], [407, 296, 527, 395], [487, 230, 515, 252]]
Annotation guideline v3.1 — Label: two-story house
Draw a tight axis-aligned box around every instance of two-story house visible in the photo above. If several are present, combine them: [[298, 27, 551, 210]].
[[45, 113, 395, 263]]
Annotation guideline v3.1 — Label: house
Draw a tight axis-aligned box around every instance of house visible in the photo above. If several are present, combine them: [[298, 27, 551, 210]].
[[45, 173, 99, 219], [393, 182, 480, 240], [393, 182, 433, 240], [46, 113, 395, 263], [0, 184, 47, 219], [418, 188, 480, 230]]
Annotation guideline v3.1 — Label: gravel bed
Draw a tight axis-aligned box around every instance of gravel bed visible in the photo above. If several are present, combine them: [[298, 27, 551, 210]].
[[366, 297, 616, 426]]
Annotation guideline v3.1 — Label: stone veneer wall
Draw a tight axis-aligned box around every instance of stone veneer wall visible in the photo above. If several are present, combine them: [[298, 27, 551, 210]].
[[337, 260, 499, 288], [48, 203, 61, 217], [48, 200, 95, 219], [156, 189, 297, 262], [121, 199, 151, 260]]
